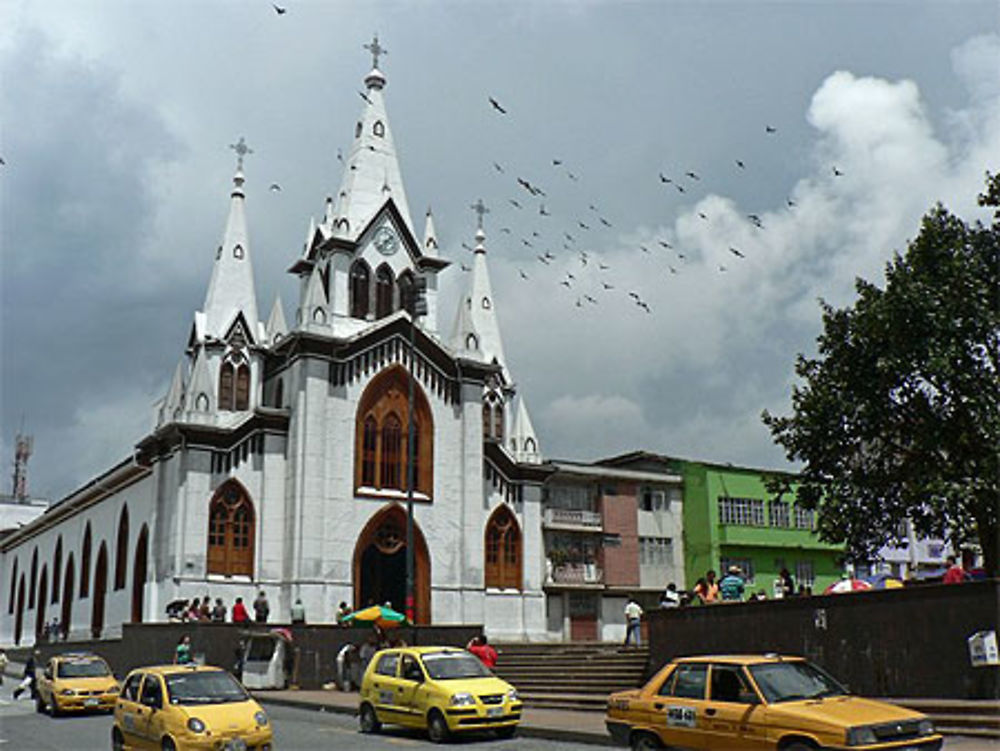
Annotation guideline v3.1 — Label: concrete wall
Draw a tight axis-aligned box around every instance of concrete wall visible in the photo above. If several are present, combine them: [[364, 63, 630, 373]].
[[646, 579, 1000, 699]]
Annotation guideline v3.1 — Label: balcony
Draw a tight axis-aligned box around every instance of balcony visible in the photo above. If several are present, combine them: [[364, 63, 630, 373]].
[[545, 562, 604, 589], [543, 508, 603, 532]]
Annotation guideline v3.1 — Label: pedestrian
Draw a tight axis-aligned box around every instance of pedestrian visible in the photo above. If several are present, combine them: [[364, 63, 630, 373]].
[[175, 635, 193, 665], [290, 598, 306, 625], [0, 649, 6, 685], [776, 567, 796, 598], [359, 635, 377, 675], [623, 596, 643, 647], [659, 583, 681, 608], [186, 598, 201, 622], [943, 555, 967, 584], [234, 638, 247, 682], [466, 634, 498, 669], [211, 597, 227, 622], [13, 650, 39, 700], [719, 566, 746, 601], [231, 596, 249, 623], [703, 570, 720, 603], [199, 597, 212, 621], [253, 591, 270, 624], [166, 599, 188, 621], [335, 601, 352, 625]]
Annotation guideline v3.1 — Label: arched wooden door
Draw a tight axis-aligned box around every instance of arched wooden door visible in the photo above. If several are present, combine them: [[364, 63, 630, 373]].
[[14, 576, 25, 645], [61, 555, 75, 639], [91, 544, 108, 638], [353, 504, 431, 624], [131, 526, 148, 623], [35, 567, 48, 641]]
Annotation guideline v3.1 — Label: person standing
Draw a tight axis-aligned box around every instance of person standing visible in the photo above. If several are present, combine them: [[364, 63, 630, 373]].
[[719, 566, 746, 602], [211, 598, 227, 622], [466, 635, 498, 669], [231, 597, 249, 623], [623, 596, 644, 647], [943, 556, 967, 584], [335, 601, 352, 625], [659, 584, 681, 608], [12, 651, 38, 699], [704, 570, 720, 603], [175, 635, 193, 665], [290, 598, 306, 625], [253, 591, 270, 624]]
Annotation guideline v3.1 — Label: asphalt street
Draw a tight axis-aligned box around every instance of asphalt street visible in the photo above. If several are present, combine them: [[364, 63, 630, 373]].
[[0, 695, 590, 750]]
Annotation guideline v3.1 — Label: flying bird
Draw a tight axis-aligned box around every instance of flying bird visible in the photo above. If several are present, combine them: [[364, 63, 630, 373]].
[[544, 251, 556, 260], [578, 222, 590, 230], [336, 149, 344, 163], [787, 199, 797, 208], [568, 172, 579, 181], [729, 247, 745, 258], [566, 272, 576, 280], [668, 265, 678, 274], [499, 227, 512, 234], [269, 183, 282, 192], [488, 97, 507, 114], [273, 3, 287, 14], [552, 159, 562, 166], [564, 232, 575, 242], [637, 301, 651, 313], [676, 184, 686, 194], [685, 171, 700, 180], [493, 162, 505, 173], [599, 263, 610, 271], [599, 217, 612, 227], [539, 204, 551, 216], [589, 204, 599, 212], [584, 295, 598, 304], [640, 245, 650, 254], [575, 298, 583, 308], [765, 125, 777, 133], [833, 166, 845, 177], [677, 253, 686, 260], [461, 263, 471, 272], [698, 212, 708, 221], [537, 255, 551, 265], [659, 172, 672, 184], [521, 239, 533, 247], [658, 240, 672, 249], [509, 199, 522, 209], [560, 280, 572, 288], [736, 160, 746, 169], [719, 264, 728, 272], [519, 269, 529, 280], [461, 242, 473, 251], [602, 282, 614, 290], [628, 291, 641, 300], [532, 231, 541, 238]]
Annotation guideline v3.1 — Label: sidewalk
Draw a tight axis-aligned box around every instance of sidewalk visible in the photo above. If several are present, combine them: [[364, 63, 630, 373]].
[[253, 689, 615, 746]]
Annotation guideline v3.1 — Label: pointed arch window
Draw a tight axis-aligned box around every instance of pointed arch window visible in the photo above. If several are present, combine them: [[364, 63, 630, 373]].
[[482, 402, 492, 440], [485, 505, 522, 590], [493, 404, 504, 442], [350, 260, 371, 319], [207, 482, 255, 577], [375, 265, 395, 319], [373, 120, 385, 138], [354, 366, 434, 497], [235, 364, 250, 410], [397, 271, 414, 315], [8, 558, 17, 614], [114, 506, 129, 591], [29, 548, 37, 608], [219, 362, 234, 409], [80, 525, 92, 598], [52, 537, 63, 603]]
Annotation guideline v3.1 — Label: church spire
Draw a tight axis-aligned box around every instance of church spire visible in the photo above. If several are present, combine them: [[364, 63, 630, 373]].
[[451, 200, 510, 380], [201, 138, 260, 341], [331, 35, 414, 241]]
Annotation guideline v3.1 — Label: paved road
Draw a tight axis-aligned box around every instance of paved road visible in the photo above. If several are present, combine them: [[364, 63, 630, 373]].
[[0, 695, 588, 750]]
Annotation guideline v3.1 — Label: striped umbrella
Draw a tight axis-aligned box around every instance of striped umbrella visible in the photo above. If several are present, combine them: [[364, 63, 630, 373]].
[[343, 604, 408, 629]]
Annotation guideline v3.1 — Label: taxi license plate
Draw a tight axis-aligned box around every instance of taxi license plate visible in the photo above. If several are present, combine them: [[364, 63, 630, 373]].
[[486, 707, 504, 718], [84, 698, 100, 707]]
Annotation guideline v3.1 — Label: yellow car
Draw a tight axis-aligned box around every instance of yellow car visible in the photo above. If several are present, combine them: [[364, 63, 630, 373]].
[[606, 655, 943, 751], [359, 646, 522, 742], [112, 664, 272, 751], [36, 652, 119, 716]]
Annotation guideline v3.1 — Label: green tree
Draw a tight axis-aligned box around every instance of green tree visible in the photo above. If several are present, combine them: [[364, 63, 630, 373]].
[[763, 174, 1000, 575]]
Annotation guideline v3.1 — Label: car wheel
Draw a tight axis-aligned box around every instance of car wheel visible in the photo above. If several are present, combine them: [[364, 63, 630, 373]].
[[631, 731, 663, 750], [111, 727, 125, 751], [782, 745, 815, 751], [359, 702, 381, 734], [427, 710, 450, 744], [495, 725, 517, 740], [48, 697, 60, 717], [161, 737, 177, 751]]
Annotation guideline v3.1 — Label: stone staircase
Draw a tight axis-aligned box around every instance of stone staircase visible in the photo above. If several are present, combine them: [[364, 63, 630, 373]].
[[888, 698, 1000, 740], [494, 642, 649, 711]]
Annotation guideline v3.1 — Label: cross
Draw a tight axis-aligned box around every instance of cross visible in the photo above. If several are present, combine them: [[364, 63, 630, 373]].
[[471, 199, 489, 230], [364, 34, 387, 69], [229, 137, 253, 171]]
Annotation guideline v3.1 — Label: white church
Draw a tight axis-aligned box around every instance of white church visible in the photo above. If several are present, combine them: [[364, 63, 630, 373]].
[[0, 40, 552, 645]]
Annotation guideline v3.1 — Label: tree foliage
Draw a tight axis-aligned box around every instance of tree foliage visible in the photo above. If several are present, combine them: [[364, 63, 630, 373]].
[[763, 174, 1000, 575]]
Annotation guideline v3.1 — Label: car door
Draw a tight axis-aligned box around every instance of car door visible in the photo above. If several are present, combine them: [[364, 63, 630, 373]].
[[369, 652, 404, 724], [396, 654, 428, 727], [137, 674, 168, 748], [117, 673, 147, 749], [702, 664, 770, 751], [648, 663, 708, 749]]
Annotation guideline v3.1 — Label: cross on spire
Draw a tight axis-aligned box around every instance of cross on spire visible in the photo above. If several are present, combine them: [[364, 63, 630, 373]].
[[471, 198, 489, 230], [229, 137, 253, 171], [364, 34, 387, 69]]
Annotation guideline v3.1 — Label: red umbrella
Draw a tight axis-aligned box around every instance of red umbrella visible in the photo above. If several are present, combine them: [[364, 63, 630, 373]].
[[824, 578, 873, 594]]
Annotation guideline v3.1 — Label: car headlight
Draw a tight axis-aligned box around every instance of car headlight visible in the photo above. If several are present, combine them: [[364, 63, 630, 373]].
[[255, 710, 269, 726], [918, 719, 935, 735], [61, 689, 76, 696], [846, 726, 878, 746], [449, 692, 476, 706], [187, 717, 206, 733], [507, 688, 519, 702]]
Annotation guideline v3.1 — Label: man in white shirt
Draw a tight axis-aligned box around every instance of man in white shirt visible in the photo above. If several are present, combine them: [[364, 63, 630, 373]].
[[623, 596, 644, 647]]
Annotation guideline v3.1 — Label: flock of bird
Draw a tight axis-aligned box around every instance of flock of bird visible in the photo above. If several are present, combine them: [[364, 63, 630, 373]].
[[469, 93, 852, 316]]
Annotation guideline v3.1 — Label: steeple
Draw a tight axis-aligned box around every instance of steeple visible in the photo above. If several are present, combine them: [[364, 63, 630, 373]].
[[511, 396, 542, 464], [201, 138, 260, 341], [423, 207, 439, 256], [331, 35, 414, 241], [451, 200, 510, 380]]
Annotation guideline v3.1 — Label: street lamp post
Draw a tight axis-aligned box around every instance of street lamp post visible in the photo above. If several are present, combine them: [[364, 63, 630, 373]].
[[405, 275, 428, 624]]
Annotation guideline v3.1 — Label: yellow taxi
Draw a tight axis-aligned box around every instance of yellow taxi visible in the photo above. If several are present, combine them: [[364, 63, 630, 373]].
[[359, 646, 522, 742], [35, 652, 119, 715], [606, 655, 943, 751], [112, 664, 272, 751]]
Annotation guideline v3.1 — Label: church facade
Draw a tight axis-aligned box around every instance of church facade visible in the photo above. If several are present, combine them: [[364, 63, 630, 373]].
[[0, 44, 550, 645]]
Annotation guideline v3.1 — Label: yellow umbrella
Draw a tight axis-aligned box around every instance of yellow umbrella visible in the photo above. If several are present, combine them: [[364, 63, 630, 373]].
[[343, 604, 408, 629]]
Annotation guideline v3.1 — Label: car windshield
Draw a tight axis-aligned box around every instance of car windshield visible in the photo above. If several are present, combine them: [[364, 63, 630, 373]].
[[58, 660, 110, 678], [748, 661, 848, 703], [420, 652, 491, 680], [165, 671, 249, 705]]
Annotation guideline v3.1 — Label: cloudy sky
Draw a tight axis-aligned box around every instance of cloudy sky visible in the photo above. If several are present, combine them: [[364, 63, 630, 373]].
[[1, 1, 997, 501]]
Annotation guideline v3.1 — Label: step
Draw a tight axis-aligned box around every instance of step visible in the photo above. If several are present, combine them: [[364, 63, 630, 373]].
[[520, 692, 610, 710], [928, 713, 1000, 731]]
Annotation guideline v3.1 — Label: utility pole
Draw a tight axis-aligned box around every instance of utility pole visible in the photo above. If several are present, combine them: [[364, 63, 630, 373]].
[[405, 275, 428, 623]]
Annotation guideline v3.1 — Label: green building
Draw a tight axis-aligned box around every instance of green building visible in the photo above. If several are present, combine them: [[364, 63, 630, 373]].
[[598, 452, 845, 596]]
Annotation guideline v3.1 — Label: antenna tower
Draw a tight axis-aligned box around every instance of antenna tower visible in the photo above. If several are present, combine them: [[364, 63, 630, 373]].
[[13, 432, 33, 501]]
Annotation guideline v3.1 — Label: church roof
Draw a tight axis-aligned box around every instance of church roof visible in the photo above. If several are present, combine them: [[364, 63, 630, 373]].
[[511, 395, 542, 464], [200, 140, 260, 342], [265, 296, 288, 345], [422, 207, 439, 256], [328, 37, 414, 245]]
